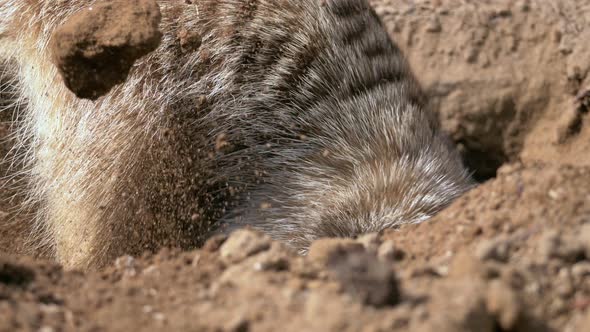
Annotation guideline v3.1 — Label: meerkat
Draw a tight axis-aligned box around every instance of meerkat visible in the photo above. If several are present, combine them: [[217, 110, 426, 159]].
[[0, 0, 472, 269]]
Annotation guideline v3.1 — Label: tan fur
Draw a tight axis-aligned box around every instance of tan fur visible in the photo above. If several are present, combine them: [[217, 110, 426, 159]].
[[0, 0, 472, 269]]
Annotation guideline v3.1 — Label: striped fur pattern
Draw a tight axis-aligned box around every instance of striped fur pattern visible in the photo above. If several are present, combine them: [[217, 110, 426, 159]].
[[0, 0, 472, 269]]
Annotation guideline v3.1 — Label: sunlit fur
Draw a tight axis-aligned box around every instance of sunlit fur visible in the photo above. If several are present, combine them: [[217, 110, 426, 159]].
[[0, 0, 472, 269]]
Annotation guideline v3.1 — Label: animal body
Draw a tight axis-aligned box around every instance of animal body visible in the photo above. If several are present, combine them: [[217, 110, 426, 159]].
[[0, 0, 472, 269]]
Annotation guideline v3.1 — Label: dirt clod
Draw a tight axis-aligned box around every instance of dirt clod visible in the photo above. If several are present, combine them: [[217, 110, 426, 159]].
[[377, 240, 404, 262], [50, 0, 162, 100], [307, 238, 365, 266], [177, 28, 202, 54], [486, 280, 522, 330], [327, 251, 399, 307], [219, 229, 272, 264], [356, 233, 381, 254]]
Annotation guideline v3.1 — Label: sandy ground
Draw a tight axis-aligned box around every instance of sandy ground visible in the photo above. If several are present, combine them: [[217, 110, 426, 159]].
[[1, 0, 589, 331]]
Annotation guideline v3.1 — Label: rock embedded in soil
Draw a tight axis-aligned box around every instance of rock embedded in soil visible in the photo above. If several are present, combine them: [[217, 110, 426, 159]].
[[356, 233, 381, 254], [327, 251, 400, 307], [486, 280, 522, 330], [476, 235, 512, 262], [378, 240, 405, 262], [219, 229, 272, 264], [308, 237, 400, 307], [50, 0, 162, 100], [307, 238, 365, 266]]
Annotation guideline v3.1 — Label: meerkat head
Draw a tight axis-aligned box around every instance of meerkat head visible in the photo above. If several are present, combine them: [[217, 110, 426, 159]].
[[309, 151, 470, 235], [288, 144, 472, 251], [228, 97, 474, 253]]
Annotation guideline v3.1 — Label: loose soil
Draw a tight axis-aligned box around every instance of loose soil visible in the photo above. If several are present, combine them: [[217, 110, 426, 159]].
[[1, 0, 589, 331]]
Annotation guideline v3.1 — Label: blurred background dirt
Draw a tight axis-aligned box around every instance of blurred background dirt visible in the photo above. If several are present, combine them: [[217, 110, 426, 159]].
[[1, 0, 589, 331]]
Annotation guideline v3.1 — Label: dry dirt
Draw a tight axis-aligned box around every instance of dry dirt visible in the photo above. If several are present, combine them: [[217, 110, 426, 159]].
[[1, 0, 589, 331]]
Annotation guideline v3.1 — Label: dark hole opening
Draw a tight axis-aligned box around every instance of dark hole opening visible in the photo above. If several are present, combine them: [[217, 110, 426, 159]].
[[458, 141, 508, 183]]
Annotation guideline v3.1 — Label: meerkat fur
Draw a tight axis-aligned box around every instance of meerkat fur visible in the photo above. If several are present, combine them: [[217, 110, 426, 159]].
[[0, 0, 472, 269]]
